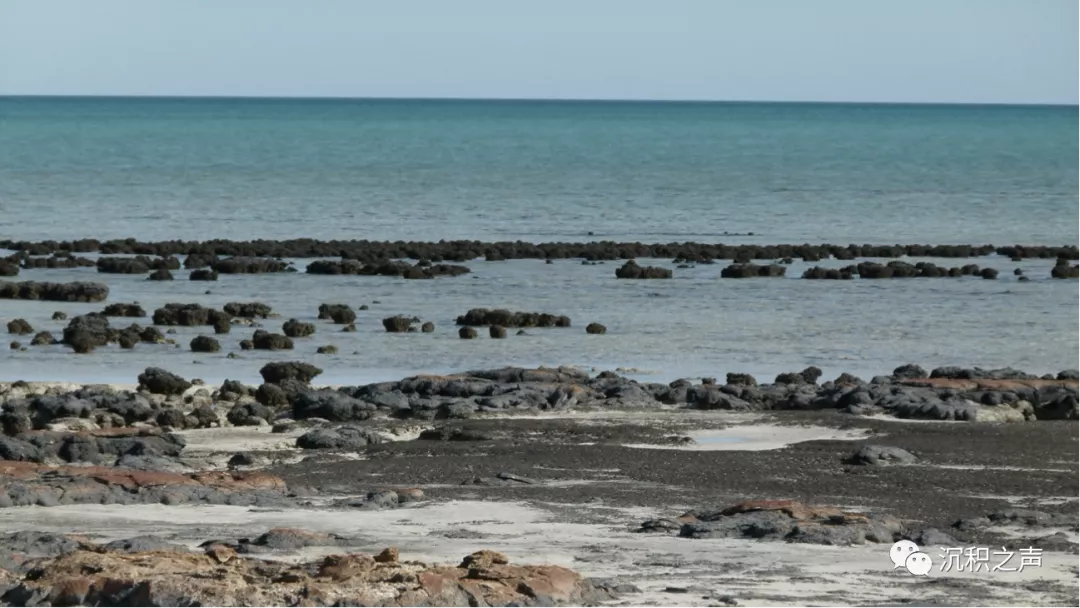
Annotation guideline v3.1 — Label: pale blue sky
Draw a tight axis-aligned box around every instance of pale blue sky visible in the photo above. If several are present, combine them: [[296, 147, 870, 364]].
[[0, 0, 1076, 103]]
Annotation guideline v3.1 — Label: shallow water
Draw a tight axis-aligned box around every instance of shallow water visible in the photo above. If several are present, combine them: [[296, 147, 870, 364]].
[[2, 255, 1075, 386], [0, 98, 1077, 385]]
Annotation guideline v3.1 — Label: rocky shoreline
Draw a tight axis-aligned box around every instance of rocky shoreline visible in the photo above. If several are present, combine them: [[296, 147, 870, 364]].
[[1, 238, 1078, 606]]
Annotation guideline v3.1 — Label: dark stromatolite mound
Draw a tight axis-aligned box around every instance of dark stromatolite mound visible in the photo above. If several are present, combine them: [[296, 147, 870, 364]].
[[657, 500, 903, 545], [101, 303, 146, 317], [0, 426, 187, 466], [382, 315, 416, 332], [95, 255, 180, 274], [1052, 260, 1080, 278], [260, 361, 323, 384], [153, 303, 230, 327], [845, 445, 918, 466], [0, 281, 109, 302], [615, 259, 672, 279], [305, 258, 470, 278], [189, 268, 219, 281], [455, 308, 571, 328], [7, 236, 1075, 263], [0, 260, 19, 277], [190, 336, 221, 353], [251, 329, 294, 350], [19, 254, 96, 269], [282, 318, 316, 337], [223, 301, 272, 318], [210, 257, 293, 274], [585, 322, 606, 334], [61, 314, 112, 353], [720, 263, 786, 278], [296, 425, 385, 450], [147, 268, 175, 281], [802, 266, 854, 280], [137, 367, 192, 395], [318, 303, 356, 324], [95, 257, 149, 274], [0, 461, 292, 509], [6, 319, 33, 335]]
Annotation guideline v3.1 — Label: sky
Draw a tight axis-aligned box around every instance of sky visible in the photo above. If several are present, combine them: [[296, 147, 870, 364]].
[[0, 0, 1076, 104]]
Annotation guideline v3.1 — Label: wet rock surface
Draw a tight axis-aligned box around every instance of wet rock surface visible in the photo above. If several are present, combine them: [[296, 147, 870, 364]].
[[0, 460, 293, 507], [662, 500, 903, 545]]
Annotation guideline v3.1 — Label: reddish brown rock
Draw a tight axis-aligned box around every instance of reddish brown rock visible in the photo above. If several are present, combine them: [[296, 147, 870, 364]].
[[1, 548, 609, 606]]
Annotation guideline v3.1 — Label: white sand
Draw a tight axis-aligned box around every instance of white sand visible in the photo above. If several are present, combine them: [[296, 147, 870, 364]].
[[623, 423, 873, 451], [0, 500, 1074, 606]]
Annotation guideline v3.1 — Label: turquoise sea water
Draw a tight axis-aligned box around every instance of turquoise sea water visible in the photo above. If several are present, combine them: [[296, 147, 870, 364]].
[[0, 97, 1076, 385], [1, 97, 1076, 244]]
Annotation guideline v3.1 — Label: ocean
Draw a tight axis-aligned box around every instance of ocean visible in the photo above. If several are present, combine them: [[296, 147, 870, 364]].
[[0, 97, 1077, 385]]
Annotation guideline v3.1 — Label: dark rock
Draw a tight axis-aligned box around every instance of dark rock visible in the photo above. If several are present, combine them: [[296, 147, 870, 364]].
[[720, 263, 786, 278], [251, 330, 293, 350], [156, 409, 187, 429], [51, 311, 67, 320], [211, 257, 292, 274], [189, 269, 219, 281], [317, 304, 356, 324], [0, 436, 43, 462], [147, 268, 174, 281], [6, 319, 33, 335], [489, 325, 507, 339], [421, 321, 435, 333], [892, 364, 928, 379], [278, 318, 314, 339], [227, 402, 272, 426], [0, 281, 109, 302], [585, 323, 607, 334], [845, 445, 918, 466], [296, 426, 384, 450], [455, 308, 571, 328], [382, 315, 415, 333], [137, 367, 192, 395], [677, 500, 901, 545], [153, 303, 228, 327], [260, 361, 323, 384], [101, 303, 146, 317], [62, 313, 111, 353], [615, 260, 672, 279], [190, 336, 221, 353], [459, 327, 478, 339], [726, 373, 757, 386], [104, 535, 186, 553], [316, 345, 338, 354], [223, 302, 273, 318], [96, 257, 150, 274]]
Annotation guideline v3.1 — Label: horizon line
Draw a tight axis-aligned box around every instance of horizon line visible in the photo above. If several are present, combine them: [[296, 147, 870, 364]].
[[0, 93, 1076, 108]]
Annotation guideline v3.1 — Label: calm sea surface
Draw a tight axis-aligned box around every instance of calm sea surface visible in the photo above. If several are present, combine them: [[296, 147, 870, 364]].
[[0, 97, 1076, 385]]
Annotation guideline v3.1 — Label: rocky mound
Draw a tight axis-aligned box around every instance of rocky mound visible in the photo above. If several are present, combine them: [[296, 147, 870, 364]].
[[305, 259, 471, 278], [0, 545, 612, 607], [455, 309, 571, 328], [639, 500, 903, 546], [6, 237, 1076, 262], [0, 281, 109, 302], [0, 461, 291, 508]]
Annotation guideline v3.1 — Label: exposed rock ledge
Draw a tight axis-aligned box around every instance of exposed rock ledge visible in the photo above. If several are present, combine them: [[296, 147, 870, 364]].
[[1, 546, 614, 607]]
